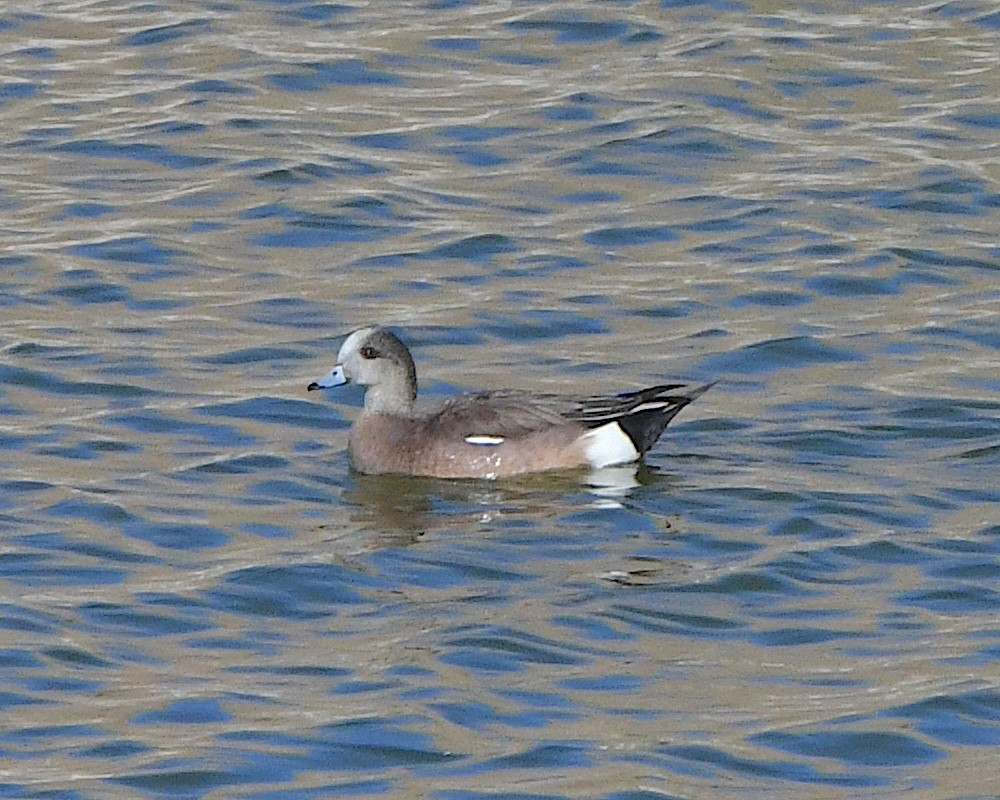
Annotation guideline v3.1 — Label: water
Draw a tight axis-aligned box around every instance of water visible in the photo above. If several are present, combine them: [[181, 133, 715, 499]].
[[1, 1, 998, 797]]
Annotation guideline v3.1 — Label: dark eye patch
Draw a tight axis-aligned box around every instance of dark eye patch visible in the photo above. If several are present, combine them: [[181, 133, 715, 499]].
[[360, 346, 379, 360]]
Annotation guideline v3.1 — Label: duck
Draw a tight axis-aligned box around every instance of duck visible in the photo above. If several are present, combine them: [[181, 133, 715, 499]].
[[308, 326, 711, 479]]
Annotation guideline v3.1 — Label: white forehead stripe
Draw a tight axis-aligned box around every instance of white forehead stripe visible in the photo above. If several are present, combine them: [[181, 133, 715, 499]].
[[337, 327, 377, 361], [464, 435, 505, 446]]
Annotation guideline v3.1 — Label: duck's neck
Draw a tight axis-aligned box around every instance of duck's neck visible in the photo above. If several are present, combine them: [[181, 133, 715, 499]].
[[363, 377, 416, 416]]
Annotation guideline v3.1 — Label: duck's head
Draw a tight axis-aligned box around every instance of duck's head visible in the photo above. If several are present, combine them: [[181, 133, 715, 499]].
[[308, 326, 417, 414]]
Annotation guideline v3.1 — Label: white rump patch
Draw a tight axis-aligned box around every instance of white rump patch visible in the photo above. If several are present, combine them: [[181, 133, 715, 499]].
[[582, 422, 639, 468], [464, 434, 505, 446]]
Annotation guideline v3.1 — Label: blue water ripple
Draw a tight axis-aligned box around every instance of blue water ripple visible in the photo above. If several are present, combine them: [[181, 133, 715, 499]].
[[204, 563, 378, 619], [263, 716, 459, 771], [476, 741, 592, 771], [70, 235, 186, 266], [268, 59, 401, 91], [0, 81, 36, 104], [751, 729, 943, 767], [889, 246, 998, 272], [702, 335, 864, 374], [120, 521, 231, 550], [42, 645, 113, 669], [703, 93, 782, 121], [729, 290, 814, 308], [78, 739, 150, 759], [431, 699, 570, 732], [349, 131, 419, 150], [79, 603, 213, 638], [896, 584, 1000, 614], [108, 409, 252, 446], [187, 453, 289, 475], [649, 743, 883, 787], [0, 650, 40, 669], [0, 553, 124, 587], [45, 279, 133, 305], [248, 479, 336, 504], [558, 674, 644, 693], [59, 202, 115, 219], [369, 550, 533, 590], [752, 627, 864, 647], [438, 125, 526, 143], [254, 163, 350, 185], [886, 690, 1000, 746], [506, 14, 629, 44], [51, 138, 220, 169], [583, 225, 678, 247], [253, 214, 407, 247], [440, 626, 594, 672], [186, 78, 252, 95], [111, 766, 243, 795], [23, 675, 101, 694], [549, 614, 633, 642], [427, 36, 481, 52], [246, 777, 392, 799], [424, 233, 518, 261], [285, 3, 355, 22], [197, 346, 309, 365], [600, 604, 744, 639], [124, 19, 210, 46], [133, 698, 231, 725], [46, 497, 132, 525], [198, 396, 345, 431], [443, 146, 506, 167], [951, 111, 1000, 130], [804, 274, 900, 297], [473, 310, 608, 339]]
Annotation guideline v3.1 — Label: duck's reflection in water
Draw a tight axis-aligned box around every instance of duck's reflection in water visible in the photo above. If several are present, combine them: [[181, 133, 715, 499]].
[[337, 463, 680, 540]]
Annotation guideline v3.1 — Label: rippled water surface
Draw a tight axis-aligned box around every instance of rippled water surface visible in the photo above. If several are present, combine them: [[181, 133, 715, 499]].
[[2, 1, 999, 797]]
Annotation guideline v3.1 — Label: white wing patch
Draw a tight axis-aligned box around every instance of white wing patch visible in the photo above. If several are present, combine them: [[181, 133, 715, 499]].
[[464, 434, 505, 446], [629, 401, 671, 414], [581, 422, 639, 468]]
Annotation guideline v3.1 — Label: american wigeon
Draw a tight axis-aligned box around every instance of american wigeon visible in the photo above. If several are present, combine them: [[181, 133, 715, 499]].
[[308, 326, 711, 479]]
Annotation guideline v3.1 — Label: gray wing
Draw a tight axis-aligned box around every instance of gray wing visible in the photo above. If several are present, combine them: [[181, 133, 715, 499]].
[[426, 383, 710, 443], [427, 390, 581, 440]]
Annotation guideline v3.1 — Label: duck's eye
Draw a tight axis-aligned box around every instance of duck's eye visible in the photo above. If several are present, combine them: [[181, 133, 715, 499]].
[[359, 346, 378, 360]]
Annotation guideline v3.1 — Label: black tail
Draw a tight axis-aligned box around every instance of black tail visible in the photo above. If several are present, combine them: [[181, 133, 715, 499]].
[[603, 382, 713, 455]]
